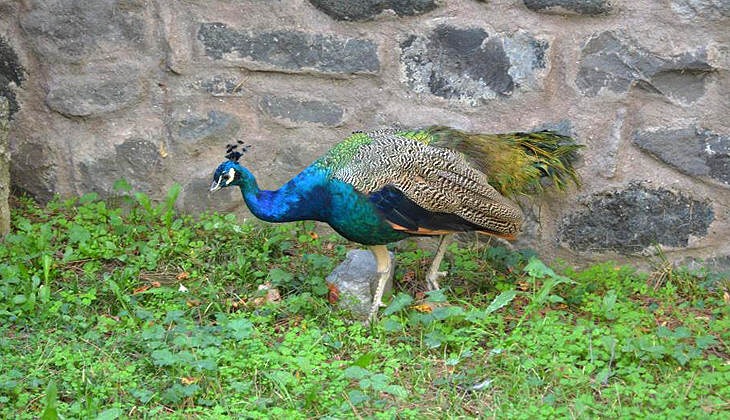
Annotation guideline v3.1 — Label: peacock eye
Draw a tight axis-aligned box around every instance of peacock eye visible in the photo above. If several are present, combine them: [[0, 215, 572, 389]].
[[223, 167, 237, 184]]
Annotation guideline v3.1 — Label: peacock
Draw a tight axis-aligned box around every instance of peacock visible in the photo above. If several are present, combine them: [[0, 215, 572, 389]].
[[210, 126, 581, 321]]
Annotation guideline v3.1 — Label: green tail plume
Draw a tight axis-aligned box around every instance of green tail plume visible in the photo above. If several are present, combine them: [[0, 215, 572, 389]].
[[422, 126, 583, 198]]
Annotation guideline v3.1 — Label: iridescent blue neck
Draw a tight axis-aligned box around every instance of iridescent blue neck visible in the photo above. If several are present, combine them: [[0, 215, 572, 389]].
[[235, 165, 329, 223]]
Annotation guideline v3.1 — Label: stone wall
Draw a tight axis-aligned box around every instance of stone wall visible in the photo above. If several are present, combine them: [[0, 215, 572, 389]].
[[1, 0, 729, 268]]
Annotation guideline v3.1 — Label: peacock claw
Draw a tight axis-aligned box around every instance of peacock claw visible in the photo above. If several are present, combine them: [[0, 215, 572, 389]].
[[426, 270, 447, 291]]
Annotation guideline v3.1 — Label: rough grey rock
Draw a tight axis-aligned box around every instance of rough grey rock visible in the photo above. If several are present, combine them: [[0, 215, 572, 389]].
[[197, 23, 380, 75], [576, 32, 713, 102], [648, 70, 711, 104], [20, 0, 147, 61], [633, 126, 730, 187], [597, 108, 627, 179], [326, 249, 394, 317], [559, 183, 714, 254], [259, 94, 344, 127], [45, 73, 142, 117], [9, 140, 55, 202], [523, 0, 613, 16], [308, 0, 438, 21], [672, 0, 730, 21], [174, 110, 242, 157], [0, 35, 25, 116], [401, 26, 548, 104], [78, 138, 163, 197]]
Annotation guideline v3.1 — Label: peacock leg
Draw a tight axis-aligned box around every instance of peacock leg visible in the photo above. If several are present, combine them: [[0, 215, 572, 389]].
[[425, 233, 454, 290], [367, 245, 394, 323]]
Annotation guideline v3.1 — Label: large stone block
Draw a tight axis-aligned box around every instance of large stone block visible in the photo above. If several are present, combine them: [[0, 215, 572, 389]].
[[259, 94, 344, 127], [20, 0, 147, 61], [9, 140, 56, 202], [197, 23, 380, 76], [0, 35, 25, 116], [400, 25, 548, 104], [45, 72, 142, 117], [308, 0, 438, 21], [596, 108, 627, 179], [576, 32, 713, 102], [559, 184, 714, 254], [78, 138, 164, 197], [523, 0, 613, 16], [633, 127, 730, 187], [174, 110, 242, 157]]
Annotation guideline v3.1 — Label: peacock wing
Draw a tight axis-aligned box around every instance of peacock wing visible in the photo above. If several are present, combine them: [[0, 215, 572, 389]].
[[332, 130, 523, 237]]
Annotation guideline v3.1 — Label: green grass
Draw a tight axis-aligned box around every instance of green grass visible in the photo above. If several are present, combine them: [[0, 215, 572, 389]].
[[1, 186, 729, 420]]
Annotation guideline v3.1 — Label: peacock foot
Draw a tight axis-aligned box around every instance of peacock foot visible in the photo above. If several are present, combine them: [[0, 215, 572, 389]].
[[425, 269, 447, 291], [424, 233, 454, 292], [366, 245, 395, 325]]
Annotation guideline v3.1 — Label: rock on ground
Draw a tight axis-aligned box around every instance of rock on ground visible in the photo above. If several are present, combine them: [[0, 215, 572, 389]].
[[326, 250, 394, 318]]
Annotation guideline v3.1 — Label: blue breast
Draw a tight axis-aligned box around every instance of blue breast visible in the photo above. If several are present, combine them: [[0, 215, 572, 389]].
[[322, 178, 410, 245], [249, 165, 409, 245]]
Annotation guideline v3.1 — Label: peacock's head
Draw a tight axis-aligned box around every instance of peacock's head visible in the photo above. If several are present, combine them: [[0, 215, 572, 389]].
[[210, 140, 251, 192], [210, 161, 243, 192]]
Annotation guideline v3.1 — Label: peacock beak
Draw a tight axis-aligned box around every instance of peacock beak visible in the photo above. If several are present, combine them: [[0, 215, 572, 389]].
[[210, 178, 222, 192]]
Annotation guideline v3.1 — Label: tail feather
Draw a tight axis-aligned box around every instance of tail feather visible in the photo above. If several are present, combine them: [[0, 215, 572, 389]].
[[423, 126, 583, 198]]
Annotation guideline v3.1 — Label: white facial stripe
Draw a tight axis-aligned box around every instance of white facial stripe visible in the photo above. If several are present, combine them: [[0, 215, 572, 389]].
[[225, 167, 235, 185], [213, 177, 223, 191]]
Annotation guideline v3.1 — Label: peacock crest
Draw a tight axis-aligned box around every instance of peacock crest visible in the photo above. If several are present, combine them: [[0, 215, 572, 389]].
[[225, 140, 250, 162]]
